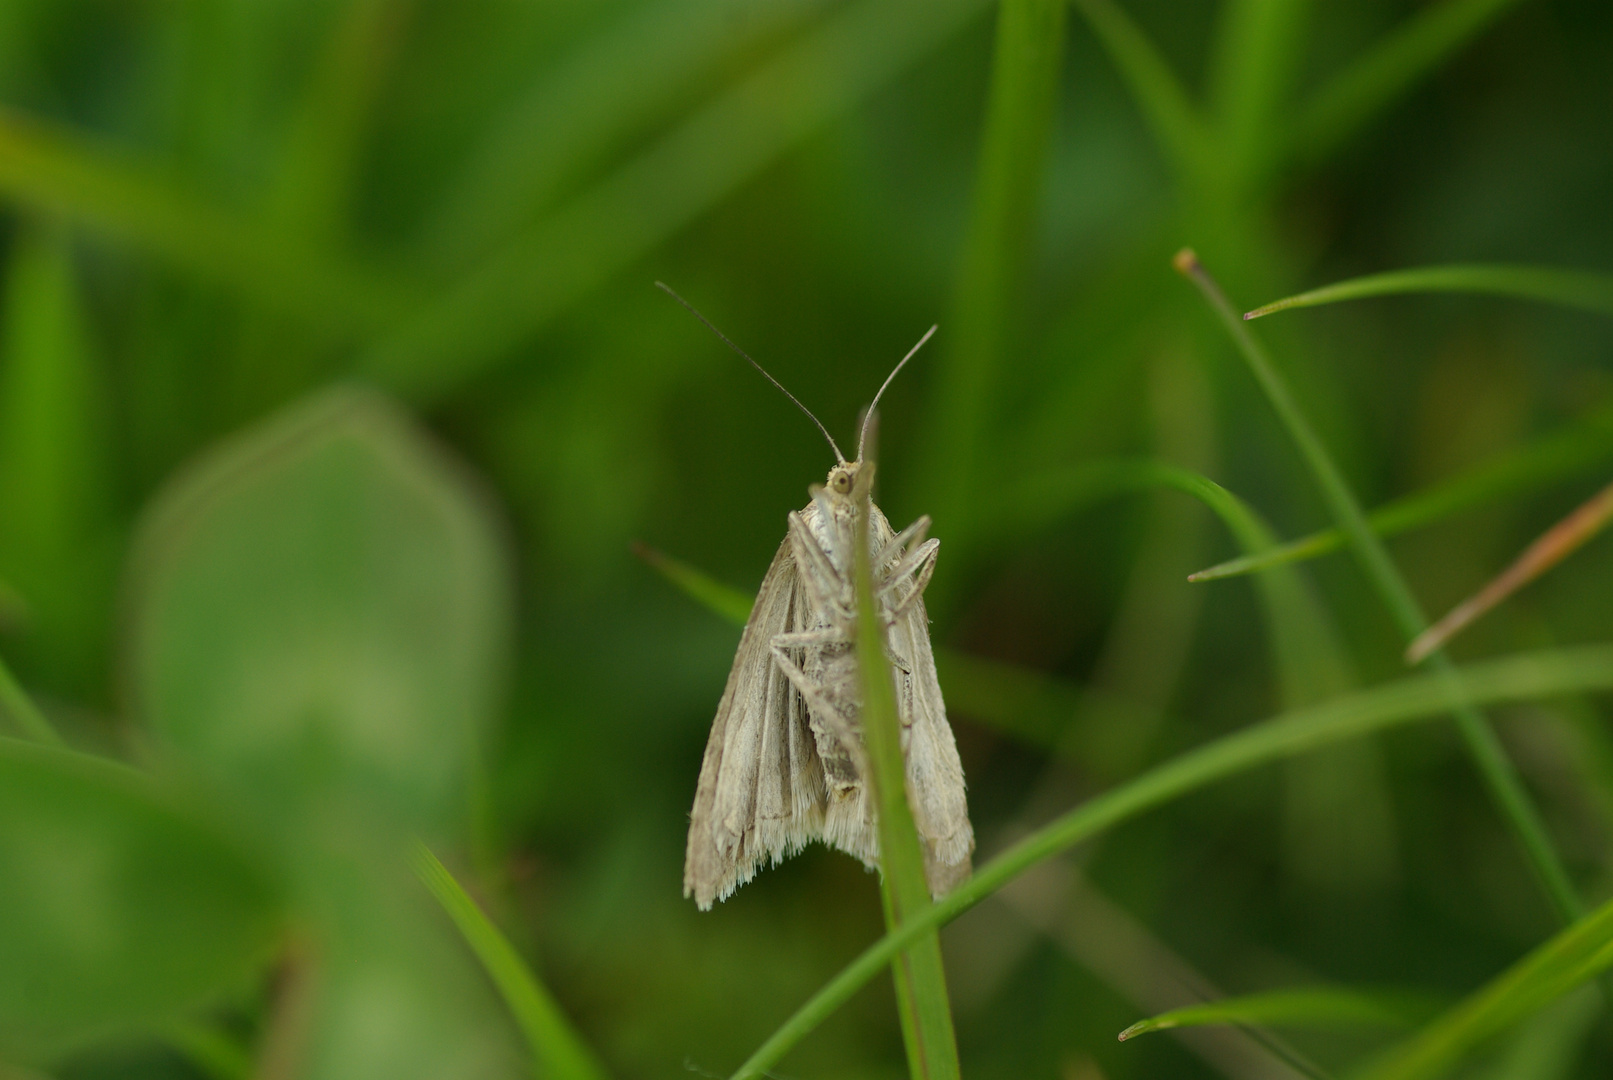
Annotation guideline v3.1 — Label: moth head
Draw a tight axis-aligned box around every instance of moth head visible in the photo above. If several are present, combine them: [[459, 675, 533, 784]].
[[824, 460, 874, 498]]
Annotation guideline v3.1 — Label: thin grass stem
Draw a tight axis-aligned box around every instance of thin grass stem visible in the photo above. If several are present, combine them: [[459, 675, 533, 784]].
[[730, 645, 1613, 1079], [0, 651, 63, 746], [1175, 248, 1584, 925], [852, 460, 961, 1080]]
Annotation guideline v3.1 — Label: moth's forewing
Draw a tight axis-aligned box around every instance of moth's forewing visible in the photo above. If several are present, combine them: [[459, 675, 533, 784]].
[[684, 536, 826, 910]]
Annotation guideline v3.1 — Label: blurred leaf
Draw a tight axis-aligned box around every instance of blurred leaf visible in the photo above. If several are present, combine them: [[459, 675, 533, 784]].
[[0, 220, 114, 688], [412, 843, 610, 1080], [0, 106, 416, 335], [1463, 986, 1598, 1080], [359, 0, 992, 400], [1356, 891, 1613, 1080], [1069, 0, 1213, 181], [126, 385, 511, 833], [0, 737, 281, 1064], [928, 0, 1064, 540], [732, 643, 1613, 1079], [1245, 264, 1613, 322], [421, 0, 830, 266], [1295, 0, 1532, 164], [0, 651, 60, 746], [1192, 399, 1613, 581], [1117, 986, 1431, 1041], [124, 385, 522, 1080]]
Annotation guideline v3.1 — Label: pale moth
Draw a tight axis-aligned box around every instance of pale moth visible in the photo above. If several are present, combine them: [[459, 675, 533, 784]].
[[659, 284, 974, 910]]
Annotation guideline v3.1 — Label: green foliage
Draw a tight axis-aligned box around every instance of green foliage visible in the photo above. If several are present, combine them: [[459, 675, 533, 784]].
[[1117, 986, 1433, 1041], [0, 0, 1611, 1077]]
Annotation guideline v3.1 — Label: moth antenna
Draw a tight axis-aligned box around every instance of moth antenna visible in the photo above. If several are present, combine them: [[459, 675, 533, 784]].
[[857, 323, 936, 462], [656, 282, 846, 463]]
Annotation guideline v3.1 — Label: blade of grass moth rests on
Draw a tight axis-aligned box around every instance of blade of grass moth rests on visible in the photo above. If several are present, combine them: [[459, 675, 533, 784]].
[[661, 282, 972, 910]]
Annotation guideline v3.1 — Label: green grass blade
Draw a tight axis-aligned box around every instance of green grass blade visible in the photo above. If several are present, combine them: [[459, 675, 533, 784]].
[[929, 0, 1065, 538], [1118, 987, 1429, 1042], [853, 466, 961, 1080], [1295, 0, 1531, 163], [632, 542, 756, 626], [1245, 264, 1613, 322], [1176, 248, 1584, 926], [410, 843, 612, 1080], [164, 1020, 252, 1080], [0, 650, 61, 746], [421, 0, 829, 266], [0, 107, 414, 335], [1355, 895, 1613, 1080], [729, 644, 1613, 1080], [1207, 0, 1314, 186], [1191, 399, 1613, 581], [1070, 0, 1213, 181], [360, 0, 991, 401]]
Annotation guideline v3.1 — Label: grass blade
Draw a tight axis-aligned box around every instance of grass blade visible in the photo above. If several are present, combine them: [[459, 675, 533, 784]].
[[1355, 894, 1613, 1080], [1294, 0, 1531, 163], [1118, 987, 1429, 1042], [360, 0, 991, 401], [1070, 0, 1213, 181], [853, 463, 961, 1080], [1207, 0, 1314, 186], [1191, 399, 1613, 581], [930, 0, 1065, 537], [1407, 479, 1613, 663], [410, 843, 611, 1080], [1175, 248, 1584, 926], [0, 107, 414, 335], [729, 644, 1613, 1080], [1245, 264, 1613, 322]]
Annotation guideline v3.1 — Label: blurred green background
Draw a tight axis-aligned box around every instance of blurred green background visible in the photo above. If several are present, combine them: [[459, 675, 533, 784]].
[[2, 0, 1613, 1077]]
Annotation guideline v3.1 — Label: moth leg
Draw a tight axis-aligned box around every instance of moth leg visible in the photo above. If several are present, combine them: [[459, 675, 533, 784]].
[[874, 515, 931, 572], [769, 631, 865, 769], [882, 539, 939, 620], [787, 510, 853, 622]]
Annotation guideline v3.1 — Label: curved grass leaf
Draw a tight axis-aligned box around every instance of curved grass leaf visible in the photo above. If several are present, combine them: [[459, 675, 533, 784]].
[[729, 644, 1613, 1079], [361, 0, 991, 401], [411, 844, 611, 1080], [1177, 248, 1583, 926], [1118, 987, 1433, 1042], [0, 738, 282, 1064], [1245, 265, 1613, 322], [1294, 0, 1532, 164], [0, 651, 60, 746], [1355, 892, 1613, 1080], [1191, 400, 1613, 581]]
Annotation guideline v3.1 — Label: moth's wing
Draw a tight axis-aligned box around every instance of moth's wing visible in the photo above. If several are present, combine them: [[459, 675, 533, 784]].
[[684, 535, 826, 909], [876, 507, 975, 898]]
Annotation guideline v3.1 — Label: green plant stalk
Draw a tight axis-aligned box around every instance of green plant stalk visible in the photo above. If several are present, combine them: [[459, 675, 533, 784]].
[[1355, 894, 1613, 1080], [1176, 249, 1583, 924], [930, 0, 1065, 541], [1244, 264, 1613, 322], [1294, 0, 1531, 163], [0, 651, 62, 746], [853, 468, 961, 1080], [1118, 987, 1427, 1042], [1192, 398, 1613, 581], [728, 645, 1613, 1080], [411, 843, 611, 1080]]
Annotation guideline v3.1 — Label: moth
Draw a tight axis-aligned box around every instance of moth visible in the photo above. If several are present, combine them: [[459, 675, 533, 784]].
[[658, 283, 974, 911]]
